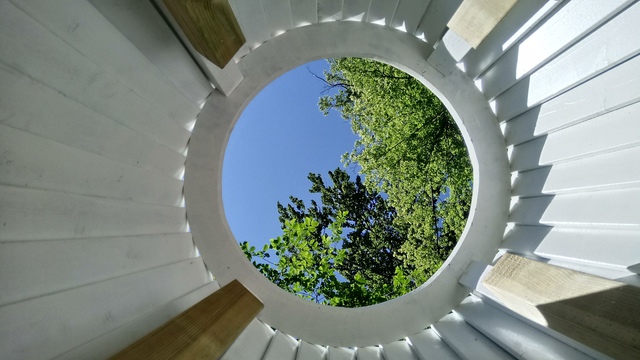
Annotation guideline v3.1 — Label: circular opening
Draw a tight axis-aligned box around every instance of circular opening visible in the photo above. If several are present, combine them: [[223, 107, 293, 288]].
[[185, 21, 509, 346], [224, 57, 473, 308]]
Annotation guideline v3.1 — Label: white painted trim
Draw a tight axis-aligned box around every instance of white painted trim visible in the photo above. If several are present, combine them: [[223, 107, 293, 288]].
[[184, 21, 509, 347]]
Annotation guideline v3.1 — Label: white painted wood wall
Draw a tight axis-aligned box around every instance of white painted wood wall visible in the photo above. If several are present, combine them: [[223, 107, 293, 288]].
[[1, 0, 638, 359]]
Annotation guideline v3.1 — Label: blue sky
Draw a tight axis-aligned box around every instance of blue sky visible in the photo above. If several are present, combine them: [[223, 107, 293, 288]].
[[222, 59, 359, 251]]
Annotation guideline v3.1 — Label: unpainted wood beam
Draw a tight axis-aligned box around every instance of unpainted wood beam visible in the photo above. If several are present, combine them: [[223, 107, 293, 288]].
[[484, 253, 640, 359], [447, 0, 517, 48], [110, 279, 263, 360]]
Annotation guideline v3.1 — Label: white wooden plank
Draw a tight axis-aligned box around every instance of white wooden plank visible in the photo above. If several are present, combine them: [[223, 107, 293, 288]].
[[502, 225, 640, 273], [0, 185, 187, 241], [56, 281, 220, 360], [461, 0, 556, 79], [367, 0, 398, 26], [328, 347, 355, 360], [502, 53, 640, 140], [13, 0, 200, 128], [318, 0, 343, 22], [408, 328, 460, 360], [262, 0, 294, 36], [343, 0, 370, 22], [509, 102, 640, 172], [0, 233, 195, 307], [0, 64, 186, 179], [0, 258, 209, 360], [221, 319, 276, 360], [0, 1, 190, 153], [296, 341, 327, 360], [512, 147, 640, 197], [0, 124, 184, 206], [480, 0, 635, 100], [380, 340, 414, 360], [291, 0, 318, 26], [509, 189, 640, 229], [228, 0, 271, 48], [432, 313, 514, 360], [494, 1, 640, 118], [356, 346, 383, 360], [89, 0, 212, 105], [390, 0, 430, 34], [263, 330, 299, 360], [415, 0, 462, 43], [456, 297, 592, 360]]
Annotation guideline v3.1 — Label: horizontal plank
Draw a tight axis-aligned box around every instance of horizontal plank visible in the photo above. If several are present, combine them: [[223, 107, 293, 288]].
[[356, 346, 383, 360], [0, 185, 187, 241], [432, 313, 513, 360], [0, 124, 184, 206], [408, 328, 459, 360], [89, 0, 212, 105], [509, 189, 640, 229], [327, 347, 356, 360], [262, 0, 294, 36], [456, 296, 593, 360], [0, 233, 195, 307], [0, 64, 186, 178], [509, 101, 640, 172], [502, 53, 640, 140], [512, 146, 640, 197], [367, 0, 398, 26], [291, 0, 318, 26], [13, 0, 200, 127], [461, 0, 555, 78], [263, 331, 299, 360], [480, 0, 634, 100], [495, 1, 640, 120], [415, 0, 462, 44], [318, 0, 343, 22], [0, 258, 210, 360], [343, 0, 371, 22], [0, 1, 190, 153], [390, 0, 430, 34], [296, 341, 327, 360], [56, 281, 220, 360], [380, 340, 414, 360], [501, 225, 640, 273], [220, 319, 275, 360]]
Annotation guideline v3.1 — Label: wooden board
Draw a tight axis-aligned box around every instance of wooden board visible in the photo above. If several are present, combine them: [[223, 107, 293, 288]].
[[447, 0, 518, 48], [110, 279, 263, 360], [163, 0, 246, 69], [484, 253, 640, 359]]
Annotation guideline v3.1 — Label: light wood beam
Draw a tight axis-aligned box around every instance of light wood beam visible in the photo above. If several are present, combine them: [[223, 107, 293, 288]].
[[162, 0, 246, 69], [110, 279, 263, 360], [447, 0, 517, 48], [483, 253, 640, 359]]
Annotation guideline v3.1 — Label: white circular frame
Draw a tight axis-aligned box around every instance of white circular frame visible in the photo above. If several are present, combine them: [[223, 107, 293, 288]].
[[185, 21, 510, 347]]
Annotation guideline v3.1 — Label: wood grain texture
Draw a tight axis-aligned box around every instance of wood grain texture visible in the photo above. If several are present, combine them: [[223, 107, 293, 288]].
[[484, 253, 640, 359], [163, 0, 246, 69], [447, 0, 517, 48], [110, 279, 263, 360]]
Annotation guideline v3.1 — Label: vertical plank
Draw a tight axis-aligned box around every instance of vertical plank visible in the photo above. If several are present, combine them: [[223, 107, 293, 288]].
[[484, 254, 640, 359], [110, 280, 263, 360]]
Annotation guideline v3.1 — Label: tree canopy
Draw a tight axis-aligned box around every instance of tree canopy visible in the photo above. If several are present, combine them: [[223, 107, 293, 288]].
[[241, 58, 473, 307]]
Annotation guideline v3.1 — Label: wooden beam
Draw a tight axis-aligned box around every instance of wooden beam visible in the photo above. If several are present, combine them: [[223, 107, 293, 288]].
[[483, 253, 640, 359], [162, 0, 246, 69], [447, 0, 517, 48], [110, 279, 263, 360]]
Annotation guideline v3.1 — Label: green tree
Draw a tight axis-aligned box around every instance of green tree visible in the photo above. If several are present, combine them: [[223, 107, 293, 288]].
[[241, 168, 413, 307], [318, 58, 473, 281]]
